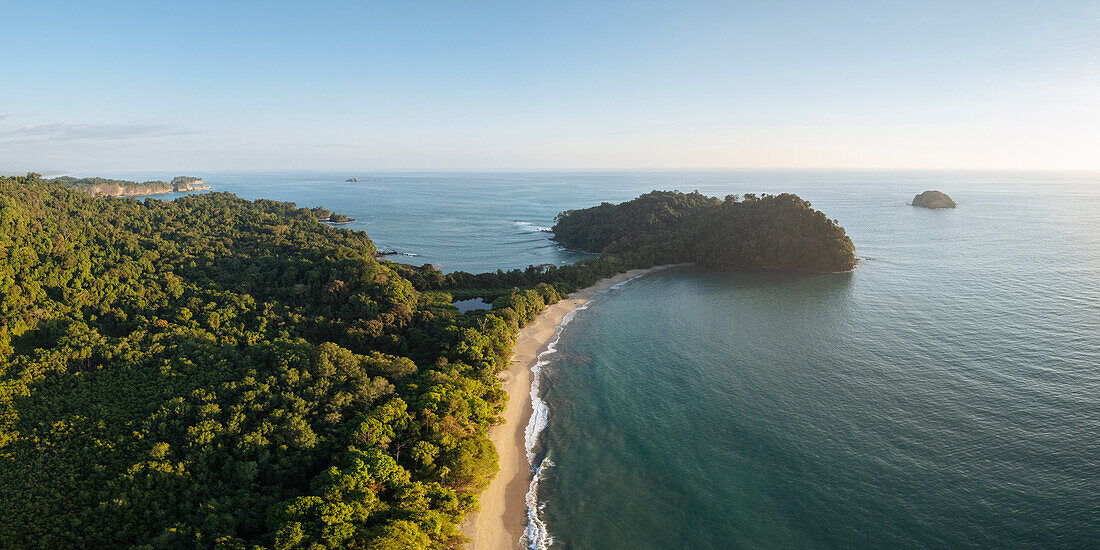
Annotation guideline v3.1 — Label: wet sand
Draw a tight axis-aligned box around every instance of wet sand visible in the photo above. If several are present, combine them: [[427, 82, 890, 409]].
[[463, 264, 686, 550]]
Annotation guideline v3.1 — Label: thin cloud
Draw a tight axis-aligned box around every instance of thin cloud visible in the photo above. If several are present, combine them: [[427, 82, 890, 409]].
[[0, 122, 192, 143], [0, 109, 9, 121]]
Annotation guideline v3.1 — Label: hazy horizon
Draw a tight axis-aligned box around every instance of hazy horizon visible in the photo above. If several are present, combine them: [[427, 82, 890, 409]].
[[3, 1, 1098, 172], [25, 167, 1100, 179]]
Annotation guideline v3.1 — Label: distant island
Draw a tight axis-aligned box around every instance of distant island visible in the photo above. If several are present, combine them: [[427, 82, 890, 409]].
[[0, 174, 855, 549], [911, 190, 956, 209], [45, 174, 213, 196], [346, 177, 359, 182]]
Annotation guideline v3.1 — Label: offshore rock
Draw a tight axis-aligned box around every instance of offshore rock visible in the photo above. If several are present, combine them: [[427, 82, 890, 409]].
[[911, 190, 956, 209]]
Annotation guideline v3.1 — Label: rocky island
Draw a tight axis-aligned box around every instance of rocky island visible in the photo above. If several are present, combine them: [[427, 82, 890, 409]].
[[346, 177, 359, 182], [911, 190, 956, 209]]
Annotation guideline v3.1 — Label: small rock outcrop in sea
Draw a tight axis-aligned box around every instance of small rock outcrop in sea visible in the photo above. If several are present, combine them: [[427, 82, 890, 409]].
[[346, 178, 358, 182], [911, 190, 956, 209]]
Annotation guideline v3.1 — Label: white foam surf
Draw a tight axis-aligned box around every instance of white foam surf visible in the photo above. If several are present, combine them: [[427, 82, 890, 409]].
[[521, 301, 589, 549], [604, 273, 645, 292], [519, 273, 644, 548], [514, 220, 553, 232], [524, 457, 555, 549]]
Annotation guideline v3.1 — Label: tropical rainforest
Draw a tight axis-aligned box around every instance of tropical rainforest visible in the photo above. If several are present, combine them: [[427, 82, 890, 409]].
[[550, 190, 856, 272], [0, 176, 853, 549]]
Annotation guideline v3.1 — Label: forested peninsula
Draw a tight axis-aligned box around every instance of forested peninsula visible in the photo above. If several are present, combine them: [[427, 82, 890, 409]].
[[47, 174, 212, 196], [0, 176, 853, 549], [551, 190, 856, 272]]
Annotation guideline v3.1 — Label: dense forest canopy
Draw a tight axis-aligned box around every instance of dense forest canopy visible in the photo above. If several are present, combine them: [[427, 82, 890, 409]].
[[551, 190, 856, 272], [0, 176, 854, 549], [0, 175, 570, 549]]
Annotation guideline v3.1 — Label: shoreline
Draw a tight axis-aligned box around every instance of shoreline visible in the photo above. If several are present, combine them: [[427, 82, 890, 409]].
[[85, 186, 215, 197], [463, 264, 687, 550]]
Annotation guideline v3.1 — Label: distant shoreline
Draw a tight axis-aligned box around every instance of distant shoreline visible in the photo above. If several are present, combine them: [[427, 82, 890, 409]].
[[113, 186, 214, 197], [463, 263, 687, 550], [43, 175, 214, 197]]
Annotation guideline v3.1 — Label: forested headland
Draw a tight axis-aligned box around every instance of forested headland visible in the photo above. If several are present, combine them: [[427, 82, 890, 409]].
[[0, 176, 853, 549], [44, 174, 211, 196], [551, 190, 856, 272], [388, 190, 855, 302]]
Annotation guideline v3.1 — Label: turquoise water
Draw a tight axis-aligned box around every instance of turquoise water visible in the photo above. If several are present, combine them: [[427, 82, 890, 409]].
[[85, 170, 1100, 548], [535, 175, 1100, 549]]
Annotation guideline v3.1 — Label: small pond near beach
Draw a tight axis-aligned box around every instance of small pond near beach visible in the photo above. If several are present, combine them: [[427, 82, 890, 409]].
[[453, 298, 492, 313]]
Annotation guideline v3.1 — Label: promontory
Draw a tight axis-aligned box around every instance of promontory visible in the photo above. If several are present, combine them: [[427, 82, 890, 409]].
[[45, 175, 212, 196], [551, 190, 857, 272]]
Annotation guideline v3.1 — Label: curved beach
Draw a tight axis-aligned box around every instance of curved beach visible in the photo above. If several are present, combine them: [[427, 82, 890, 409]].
[[464, 264, 685, 550]]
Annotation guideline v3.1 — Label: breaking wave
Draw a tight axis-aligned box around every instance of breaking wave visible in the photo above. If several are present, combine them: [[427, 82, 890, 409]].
[[522, 302, 589, 549], [521, 274, 647, 548], [514, 220, 554, 233]]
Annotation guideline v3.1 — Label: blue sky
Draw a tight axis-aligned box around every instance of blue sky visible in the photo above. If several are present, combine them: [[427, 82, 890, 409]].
[[1, 1, 1097, 172]]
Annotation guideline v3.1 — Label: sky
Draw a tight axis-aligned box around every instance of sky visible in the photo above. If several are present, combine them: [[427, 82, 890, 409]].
[[1, 1, 1098, 172]]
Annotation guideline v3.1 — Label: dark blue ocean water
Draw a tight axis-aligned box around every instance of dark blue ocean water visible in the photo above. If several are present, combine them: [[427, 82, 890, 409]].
[[82, 170, 1100, 548]]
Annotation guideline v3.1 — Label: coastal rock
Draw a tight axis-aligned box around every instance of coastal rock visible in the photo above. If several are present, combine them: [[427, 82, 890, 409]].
[[171, 176, 211, 192], [911, 190, 956, 209], [346, 177, 359, 182], [325, 212, 356, 224]]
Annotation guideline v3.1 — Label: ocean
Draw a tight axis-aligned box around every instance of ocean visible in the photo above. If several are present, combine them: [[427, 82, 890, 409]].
[[85, 170, 1100, 548]]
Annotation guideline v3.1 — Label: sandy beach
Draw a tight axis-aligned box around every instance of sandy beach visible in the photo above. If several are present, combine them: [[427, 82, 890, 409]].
[[463, 264, 686, 550]]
